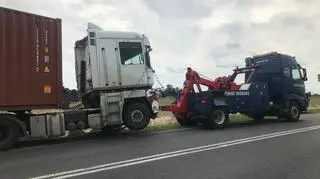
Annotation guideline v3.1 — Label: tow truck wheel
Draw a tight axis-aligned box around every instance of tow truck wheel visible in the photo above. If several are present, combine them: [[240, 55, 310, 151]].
[[123, 102, 151, 131], [286, 101, 301, 122], [176, 114, 197, 127], [205, 108, 229, 129], [0, 115, 20, 150]]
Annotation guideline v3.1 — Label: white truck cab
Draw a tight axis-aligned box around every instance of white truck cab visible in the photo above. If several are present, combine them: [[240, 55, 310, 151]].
[[75, 23, 159, 130], [75, 23, 154, 95]]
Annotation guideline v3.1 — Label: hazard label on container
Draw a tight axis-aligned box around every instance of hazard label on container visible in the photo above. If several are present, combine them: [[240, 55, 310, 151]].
[[44, 85, 52, 94], [44, 66, 50, 73], [44, 56, 50, 63]]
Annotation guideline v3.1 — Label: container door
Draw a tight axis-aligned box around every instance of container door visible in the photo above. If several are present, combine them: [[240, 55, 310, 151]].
[[0, 9, 62, 110]]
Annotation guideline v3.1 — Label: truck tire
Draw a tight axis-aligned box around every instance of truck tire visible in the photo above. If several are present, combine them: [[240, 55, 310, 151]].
[[286, 101, 301, 122], [204, 108, 229, 129], [0, 115, 20, 150], [176, 114, 197, 127], [123, 102, 151, 131]]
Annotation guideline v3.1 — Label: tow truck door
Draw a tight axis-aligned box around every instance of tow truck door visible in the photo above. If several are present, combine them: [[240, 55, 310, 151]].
[[281, 58, 305, 98]]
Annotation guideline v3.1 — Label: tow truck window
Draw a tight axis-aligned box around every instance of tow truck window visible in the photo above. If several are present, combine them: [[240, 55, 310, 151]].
[[292, 68, 302, 80], [119, 42, 144, 65]]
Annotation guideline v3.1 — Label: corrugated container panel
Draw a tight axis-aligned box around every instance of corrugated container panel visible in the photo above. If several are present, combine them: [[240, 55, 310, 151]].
[[0, 6, 62, 110]]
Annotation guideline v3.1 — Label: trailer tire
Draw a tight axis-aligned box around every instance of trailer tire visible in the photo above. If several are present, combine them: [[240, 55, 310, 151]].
[[205, 108, 229, 129], [0, 115, 20, 150], [176, 114, 197, 127], [123, 103, 151, 131], [286, 101, 301, 122]]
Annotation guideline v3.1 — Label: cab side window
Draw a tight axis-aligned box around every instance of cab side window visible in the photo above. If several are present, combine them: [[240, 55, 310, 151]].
[[119, 42, 144, 65], [292, 68, 302, 80]]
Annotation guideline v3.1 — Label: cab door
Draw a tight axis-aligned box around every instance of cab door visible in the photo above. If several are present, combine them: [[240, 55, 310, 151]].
[[291, 66, 306, 97], [97, 38, 121, 89], [281, 62, 305, 98], [116, 40, 150, 88]]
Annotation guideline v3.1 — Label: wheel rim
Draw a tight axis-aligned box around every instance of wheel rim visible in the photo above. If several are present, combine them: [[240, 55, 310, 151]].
[[214, 110, 225, 125], [0, 126, 9, 142], [131, 110, 144, 123], [290, 106, 299, 119]]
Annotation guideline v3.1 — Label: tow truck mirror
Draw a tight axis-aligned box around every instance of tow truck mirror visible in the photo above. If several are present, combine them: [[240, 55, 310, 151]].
[[302, 68, 307, 81]]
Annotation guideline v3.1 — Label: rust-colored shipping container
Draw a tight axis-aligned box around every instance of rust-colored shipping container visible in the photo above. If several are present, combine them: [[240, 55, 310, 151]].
[[0, 7, 62, 110]]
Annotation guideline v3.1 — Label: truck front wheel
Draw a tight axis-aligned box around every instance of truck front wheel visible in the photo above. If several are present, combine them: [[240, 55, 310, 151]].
[[123, 103, 151, 131], [286, 101, 301, 122], [0, 115, 20, 150], [204, 108, 229, 129]]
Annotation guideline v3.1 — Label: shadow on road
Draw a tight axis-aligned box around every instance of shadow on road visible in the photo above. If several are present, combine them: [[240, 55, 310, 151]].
[[14, 117, 307, 150]]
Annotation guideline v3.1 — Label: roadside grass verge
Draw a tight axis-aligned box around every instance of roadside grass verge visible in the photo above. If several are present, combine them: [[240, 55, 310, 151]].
[[308, 108, 320, 114], [143, 111, 251, 132], [309, 95, 320, 108]]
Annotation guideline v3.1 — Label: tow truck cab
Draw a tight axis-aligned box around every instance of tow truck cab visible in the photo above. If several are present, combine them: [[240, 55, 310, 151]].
[[245, 52, 308, 114]]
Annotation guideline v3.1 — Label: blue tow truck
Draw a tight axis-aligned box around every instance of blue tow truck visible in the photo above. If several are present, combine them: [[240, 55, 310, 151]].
[[162, 52, 309, 128]]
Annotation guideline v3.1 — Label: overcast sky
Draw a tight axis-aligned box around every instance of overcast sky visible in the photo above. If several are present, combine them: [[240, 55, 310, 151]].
[[1, 0, 320, 93]]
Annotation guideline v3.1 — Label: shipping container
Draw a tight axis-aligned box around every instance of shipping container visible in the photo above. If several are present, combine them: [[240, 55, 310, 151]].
[[0, 6, 62, 110]]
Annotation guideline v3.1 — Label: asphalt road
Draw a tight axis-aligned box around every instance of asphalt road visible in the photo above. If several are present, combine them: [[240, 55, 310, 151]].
[[1, 114, 320, 179]]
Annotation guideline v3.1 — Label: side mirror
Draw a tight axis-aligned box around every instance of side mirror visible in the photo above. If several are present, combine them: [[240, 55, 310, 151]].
[[302, 68, 307, 81]]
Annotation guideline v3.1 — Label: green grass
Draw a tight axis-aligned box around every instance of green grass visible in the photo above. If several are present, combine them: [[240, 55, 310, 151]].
[[144, 122, 181, 132], [309, 95, 320, 108], [142, 111, 252, 133], [229, 114, 251, 122], [308, 108, 320, 114], [159, 97, 175, 106]]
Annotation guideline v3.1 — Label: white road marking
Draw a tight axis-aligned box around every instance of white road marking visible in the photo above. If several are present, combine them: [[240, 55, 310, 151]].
[[30, 125, 320, 179]]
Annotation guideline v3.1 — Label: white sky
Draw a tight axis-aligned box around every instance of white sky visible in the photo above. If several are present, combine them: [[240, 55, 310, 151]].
[[1, 0, 320, 93]]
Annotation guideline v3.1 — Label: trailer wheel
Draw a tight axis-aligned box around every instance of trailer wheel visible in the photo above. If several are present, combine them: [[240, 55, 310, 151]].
[[205, 108, 229, 129], [286, 101, 301, 122], [123, 103, 151, 131], [0, 115, 20, 150], [176, 114, 197, 127]]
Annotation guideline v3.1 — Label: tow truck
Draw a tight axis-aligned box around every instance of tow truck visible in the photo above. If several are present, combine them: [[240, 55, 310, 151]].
[[162, 52, 308, 128]]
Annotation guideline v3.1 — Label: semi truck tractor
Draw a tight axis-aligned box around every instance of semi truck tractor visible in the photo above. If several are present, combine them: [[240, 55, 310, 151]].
[[162, 52, 309, 128], [0, 7, 159, 150]]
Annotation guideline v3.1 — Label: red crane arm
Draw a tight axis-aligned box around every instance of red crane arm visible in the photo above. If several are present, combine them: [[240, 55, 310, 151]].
[[160, 66, 257, 113], [161, 68, 231, 113]]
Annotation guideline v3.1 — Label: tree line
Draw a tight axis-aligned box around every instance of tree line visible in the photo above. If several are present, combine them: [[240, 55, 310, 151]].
[[157, 84, 181, 98], [62, 84, 182, 105]]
